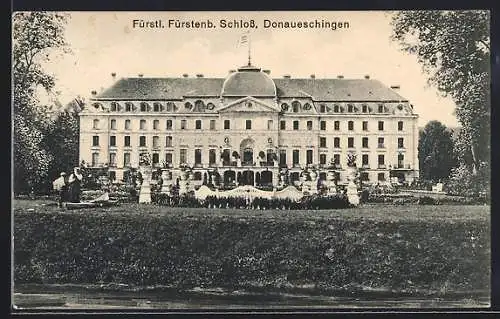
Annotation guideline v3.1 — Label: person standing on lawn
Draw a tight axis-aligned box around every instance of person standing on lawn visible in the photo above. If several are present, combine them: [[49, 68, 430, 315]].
[[68, 167, 83, 203], [52, 172, 68, 207]]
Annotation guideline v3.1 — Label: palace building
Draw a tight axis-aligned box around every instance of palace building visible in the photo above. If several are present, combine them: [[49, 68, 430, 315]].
[[79, 62, 419, 188]]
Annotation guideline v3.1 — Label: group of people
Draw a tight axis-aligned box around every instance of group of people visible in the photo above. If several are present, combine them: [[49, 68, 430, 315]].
[[52, 167, 83, 207]]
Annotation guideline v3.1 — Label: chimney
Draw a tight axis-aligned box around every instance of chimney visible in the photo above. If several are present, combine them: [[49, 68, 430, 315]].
[[283, 75, 291, 79], [337, 75, 344, 79], [263, 69, 271, 75], [196, 74, 204, 78], [111, 72, 116, 79], [310, 74, 316, 79], [182, 73, 189, 78], [138, 74, 143, 78], [91, 90, 97, 96], [391, 85, 400, 90], [229, 70, 236, 73], [364, 75, 370, 79]]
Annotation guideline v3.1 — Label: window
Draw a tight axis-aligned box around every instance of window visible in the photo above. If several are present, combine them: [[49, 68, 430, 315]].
[[362, 121, 368, 131], [109, 153, 116, 166], [165, 152, 172, 164], [398, 138, 404, 148], [210, 120, 216, 130], [181, 120, 186, 130], [224, 120, 230, 130], [124, 136, 130, 147], [166, 120, 172, 130], [266, 149, 274, 165], [334, 121, 340, 131], [378, 137, 384, 148], [123, 153, 131, 166], [348, 121, 354, 131], [125, 119, 131, 130], [320, 104, 326, 113], [306, 150, 313, 165], [320, 121, 326, 130], [334, 104, 339, 113], [93, 119, 99, 129], [140, 119, 146, 130], [222, 149, 230, 165], [378, 121, 384, 131], [92, 135, 99, 146], [348, 137, 354, 148], [180, 149, 187, 164], [92, 153, 99, 166], [378, 173, 386, 181], [348, 104, 354, 113], [293, 120, 299, 130], [378, 104, 384, 113], [195, 120, 202, 130], [398, 153, 404, 168], [110, 102, 118, 112], [292, 101, 300, 113], [246, 120, 252, 130], [378, 154, 385, 167], [110, 119, 116, 130], [166, 136, 172, 147], [362, 154, 369, 166], [109, 136, 116, 147], [125, 103, 132, 112], [280, 120, 286, 130], [279, 149, 287, 166], [320, 137, 327, 148], [267, 120, 273, 130], [333, 154, 340, 165], [153, 103, 161, 112], [153, 120, 159, 130], [307, 121, 313, 130], [334, 137, 340, 148], [293, 150, 300, 166], [398, 121, 404, 131], [194, 149, 202, 165], [320, 154, 327, 165], [361, 172, 369, 181], [153, 136, 159, 148], [152, 153, 159, 165], [362, 137, 369, 148], [139, 136, 146, 147], [362, 104, 368, 113], [140, 102, 148, 112], [209, 149, 216, 166]]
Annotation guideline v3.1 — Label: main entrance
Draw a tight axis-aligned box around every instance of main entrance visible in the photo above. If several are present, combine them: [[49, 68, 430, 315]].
[[241, 170, 254, 186], [240, 138, 254, 166]]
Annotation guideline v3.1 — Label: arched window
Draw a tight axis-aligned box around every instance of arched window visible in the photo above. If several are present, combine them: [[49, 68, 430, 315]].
[[166, 102, 176, 112], [194, 100, 205, 112], [110, 102, 118, 112], [92, 103, 102, 110], [333, 104, 340, 113], [153, 102, 161, 112], [140, 102, 149, 112], [125, 102, 133, 112], [348, 104, 354, 113], [292, 101, 301, 113]]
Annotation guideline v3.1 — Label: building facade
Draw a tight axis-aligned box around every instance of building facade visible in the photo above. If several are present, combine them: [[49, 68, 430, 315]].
[[79, 63, 419, 188]]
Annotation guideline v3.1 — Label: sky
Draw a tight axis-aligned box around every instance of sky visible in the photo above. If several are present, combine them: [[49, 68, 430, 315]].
[[38, 11, 460, 127]]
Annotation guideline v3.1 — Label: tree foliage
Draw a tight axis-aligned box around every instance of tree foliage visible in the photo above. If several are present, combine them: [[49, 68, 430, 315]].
[[418, 121, 457, 181], [13, 12, 71, 194], [391, 11, 490, 173]]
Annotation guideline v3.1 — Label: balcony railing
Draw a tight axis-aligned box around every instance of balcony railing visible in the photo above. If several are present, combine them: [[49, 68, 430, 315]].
[[378, 164, 387, 169], [361, 164, 370, 169]]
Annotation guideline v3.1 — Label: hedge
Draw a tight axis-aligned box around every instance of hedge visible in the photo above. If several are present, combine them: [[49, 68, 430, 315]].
[[14, 211, 490, 295]]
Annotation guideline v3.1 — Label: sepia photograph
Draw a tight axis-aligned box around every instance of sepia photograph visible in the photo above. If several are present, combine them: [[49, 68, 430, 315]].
[[12, 10, 491, 310]]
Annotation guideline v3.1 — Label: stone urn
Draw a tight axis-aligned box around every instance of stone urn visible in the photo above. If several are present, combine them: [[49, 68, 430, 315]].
[[345, 165, 360, 206], [160, 169, 172, 193]]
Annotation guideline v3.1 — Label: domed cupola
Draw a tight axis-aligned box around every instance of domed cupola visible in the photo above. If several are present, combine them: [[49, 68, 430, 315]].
[[221, 64, 277, 97]]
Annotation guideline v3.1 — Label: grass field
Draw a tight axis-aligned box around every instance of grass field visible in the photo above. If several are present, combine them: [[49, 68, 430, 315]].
[[12, 199, 490, 222]]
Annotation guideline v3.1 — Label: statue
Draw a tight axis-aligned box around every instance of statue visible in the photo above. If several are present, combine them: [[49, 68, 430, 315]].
[[346, 153, 360, 206], [138, 153, 152, 204]]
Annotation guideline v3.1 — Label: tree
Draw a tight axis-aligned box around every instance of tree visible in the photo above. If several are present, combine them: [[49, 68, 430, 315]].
[[391, 11, 490, 174], [418, 121, 457, 181], [13, 12, 70, 194]]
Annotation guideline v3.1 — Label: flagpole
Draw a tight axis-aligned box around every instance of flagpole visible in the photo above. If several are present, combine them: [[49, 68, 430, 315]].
[[248, 31, 251, 66]]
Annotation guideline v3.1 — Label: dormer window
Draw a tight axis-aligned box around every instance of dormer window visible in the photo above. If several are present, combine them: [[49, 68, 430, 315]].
[[110, 102, 118, 112], [362, 104, 368, 113], [125, 102, 133, 112], [280, 103, 289, 111], [378, 104, 384, 113], [320, 104, 326, 113], [348, 104, 354, 113], [140, 102, 149, 112], [206, 102, 215, 110], [334, 104, 339, 113], [166, 102, 176, 112], [292, 101, 301, 113], [184, 102, 192, 110], [303, 103, 312, 110]]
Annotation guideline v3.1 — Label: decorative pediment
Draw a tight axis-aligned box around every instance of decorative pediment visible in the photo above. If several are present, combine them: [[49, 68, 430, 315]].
[[218, 97, 279, 113]]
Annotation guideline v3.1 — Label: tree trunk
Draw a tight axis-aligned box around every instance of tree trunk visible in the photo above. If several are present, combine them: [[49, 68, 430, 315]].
[[470, 144, 478, 175]]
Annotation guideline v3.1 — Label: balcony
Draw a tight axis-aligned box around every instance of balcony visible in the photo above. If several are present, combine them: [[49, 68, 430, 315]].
[[361, 164, 370, 169], [378, 164, 387, 169], [260, 161, 275, 167]]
